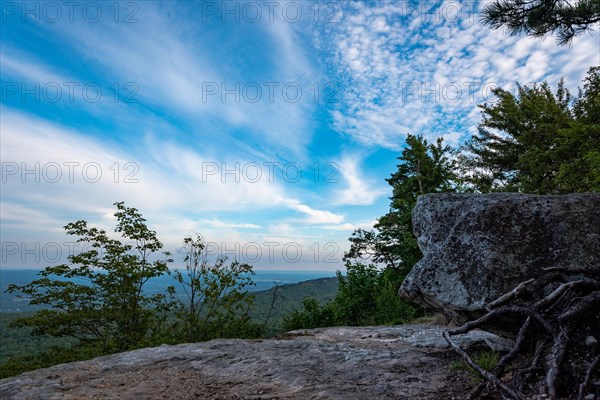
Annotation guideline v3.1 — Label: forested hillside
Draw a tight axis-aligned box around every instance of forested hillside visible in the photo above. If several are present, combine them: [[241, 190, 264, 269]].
[[251, 277, 338, 334], [0, 276, 338, 370]]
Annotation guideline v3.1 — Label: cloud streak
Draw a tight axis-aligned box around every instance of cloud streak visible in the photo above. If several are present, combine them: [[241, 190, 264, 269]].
[[333, 154, 387, 206]]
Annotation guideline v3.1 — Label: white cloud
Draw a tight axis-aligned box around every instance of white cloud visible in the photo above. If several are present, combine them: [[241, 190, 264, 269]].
[[0, 110, 347, 254], [0, 51, 71, 84], [284, 200, 344, 224], [202, 219, 261, 229], [322, 222, 356, 231], [267, 224, 294, 236], [40, 2, 319, 160], [0, 202, 65, 233], [320, 218, 377, 232], [323, 1, 599, 148], [333, 155, 387, 205]]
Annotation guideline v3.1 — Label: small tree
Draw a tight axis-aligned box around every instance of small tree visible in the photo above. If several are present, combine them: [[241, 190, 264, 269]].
[[335, 263, 380, 326], [335, 263, 417, 326], [173, 234, 260, 342], [281, 297, 337, 331], [7, 202, 173, 352]]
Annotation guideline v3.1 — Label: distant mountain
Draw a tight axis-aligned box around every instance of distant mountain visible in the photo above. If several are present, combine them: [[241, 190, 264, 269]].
[[0, 274, 339, 363], [0, 269, 337, 312]]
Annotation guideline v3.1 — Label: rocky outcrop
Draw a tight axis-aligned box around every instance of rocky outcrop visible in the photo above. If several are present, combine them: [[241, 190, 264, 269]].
[[0, 325, 509, 399], [399, 193, 600, 320]]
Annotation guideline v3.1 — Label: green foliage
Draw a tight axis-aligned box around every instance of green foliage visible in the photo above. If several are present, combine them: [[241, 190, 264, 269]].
[[462, 80, 571, 193], [0, 312, 75, 364], [7, 202, 173, 352], [473, 350, 500, 371], [451, 350, 500, 381], [281, 263, 418, 331], [281, 297, 337, 331], [335, 263, 379, 326], [335, 263, 417, 326], [462, 67, 600, 194], [374, 267, 417, 325], [554, 66, 600, 192], [0, 343, 104, 379], [172, 234, 261, 342], [481, 0, 600, 45]]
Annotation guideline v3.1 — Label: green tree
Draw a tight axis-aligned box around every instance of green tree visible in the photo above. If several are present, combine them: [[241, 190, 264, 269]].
[[281, 263, 417, 331], [7, 202, 173, 352], [172, 234, 260, 342], [374, 267, 417, 324], [281, 297, 337, 331], [481, 0, 600, 45], [383, 134, 458, 271], [345, 134, 458, 275], [334, 263, 380, 326], [554, 66, 600, 191], [462, 67, 600, 194], [340, 135, 456, 329]]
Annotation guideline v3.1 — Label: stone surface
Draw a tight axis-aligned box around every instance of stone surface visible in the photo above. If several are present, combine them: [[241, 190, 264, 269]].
[[399, 193, 600, 320], [0, 324, 505, 399]]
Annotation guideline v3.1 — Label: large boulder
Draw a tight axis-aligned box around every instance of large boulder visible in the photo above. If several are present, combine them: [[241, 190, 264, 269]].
[[399, 193, 600, 321]]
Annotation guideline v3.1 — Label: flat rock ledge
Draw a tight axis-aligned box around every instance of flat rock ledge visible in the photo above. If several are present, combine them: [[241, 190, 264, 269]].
[[0, 325, 509, 400]]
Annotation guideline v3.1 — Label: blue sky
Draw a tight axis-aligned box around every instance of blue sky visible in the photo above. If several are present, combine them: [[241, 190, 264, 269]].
[[1, 1, 598, 270]]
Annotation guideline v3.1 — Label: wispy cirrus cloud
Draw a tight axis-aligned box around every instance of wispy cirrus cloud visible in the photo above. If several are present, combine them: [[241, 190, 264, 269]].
[[0, 110, 344, 235], [333, 154, 387, 206], [284, 200, 345, 224], [36, 2, 320, 160], [1, 51, 71, 84], [203, 219, 261, 229]]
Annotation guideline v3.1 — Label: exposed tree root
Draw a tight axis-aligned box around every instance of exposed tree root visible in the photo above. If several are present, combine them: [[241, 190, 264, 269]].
[[444, 268, 600, 400], [578, 354, 600, 400]]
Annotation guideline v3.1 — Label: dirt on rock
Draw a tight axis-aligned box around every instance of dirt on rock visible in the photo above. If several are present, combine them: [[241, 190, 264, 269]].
[[0, 325, 484, 399]]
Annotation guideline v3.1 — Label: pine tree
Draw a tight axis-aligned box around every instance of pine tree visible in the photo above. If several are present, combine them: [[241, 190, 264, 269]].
[[481, 0, 600, 45], [462, 67, 600, 194], [345, 134, 457, 275]]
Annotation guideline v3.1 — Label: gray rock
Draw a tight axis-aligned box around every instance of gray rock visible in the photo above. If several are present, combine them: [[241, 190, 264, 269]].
[[288, 324, 514, 351], [399, 193, 600, 320], [0, 325, 483, 400]]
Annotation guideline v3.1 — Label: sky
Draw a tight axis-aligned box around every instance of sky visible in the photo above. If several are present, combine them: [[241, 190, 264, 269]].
[[1, 0, 599, 270]]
